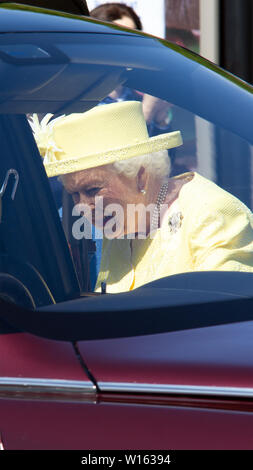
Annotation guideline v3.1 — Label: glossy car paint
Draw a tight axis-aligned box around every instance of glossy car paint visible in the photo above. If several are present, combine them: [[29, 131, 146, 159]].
[[0, 332, 86, 380], [77, 321, 253, 388], [1, 396, 253, 449]]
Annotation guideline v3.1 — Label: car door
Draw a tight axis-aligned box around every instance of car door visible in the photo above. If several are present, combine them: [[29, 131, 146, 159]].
[[0, 324, 97, 449], [77, 321, 253, 449]]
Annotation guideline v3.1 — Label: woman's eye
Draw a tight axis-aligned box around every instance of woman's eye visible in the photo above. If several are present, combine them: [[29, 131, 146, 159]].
[[86, 187, 101, 196], [72, 192, 80, 203]]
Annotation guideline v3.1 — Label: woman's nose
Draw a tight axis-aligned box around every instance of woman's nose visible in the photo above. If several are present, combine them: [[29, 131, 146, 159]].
[[78, 192, 95, 209], [72, 192, 80, 204]]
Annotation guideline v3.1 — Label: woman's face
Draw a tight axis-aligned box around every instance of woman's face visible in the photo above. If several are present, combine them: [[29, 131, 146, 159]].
[[62, 165, 147, 238], [113, 15, 137, 29]]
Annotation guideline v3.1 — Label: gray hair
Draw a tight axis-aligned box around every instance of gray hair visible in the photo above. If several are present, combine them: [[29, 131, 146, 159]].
[[112, 149, 171, 180], [59, 149, 171, 184]]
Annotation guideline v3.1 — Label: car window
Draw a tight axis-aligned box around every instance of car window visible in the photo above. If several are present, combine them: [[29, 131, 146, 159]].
[[0, 25, 253, 308]]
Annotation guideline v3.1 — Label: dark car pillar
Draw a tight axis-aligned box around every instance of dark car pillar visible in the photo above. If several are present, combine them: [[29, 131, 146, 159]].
[[220, 0, 253, 84]]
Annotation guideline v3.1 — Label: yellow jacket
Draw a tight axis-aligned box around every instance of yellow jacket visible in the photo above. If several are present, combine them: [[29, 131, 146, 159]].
[[96, 172, 253, 293]]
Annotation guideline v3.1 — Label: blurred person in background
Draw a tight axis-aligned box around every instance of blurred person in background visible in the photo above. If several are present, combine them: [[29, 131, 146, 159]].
[[91, 2, 172, 137], [91, 2, 142, 29]]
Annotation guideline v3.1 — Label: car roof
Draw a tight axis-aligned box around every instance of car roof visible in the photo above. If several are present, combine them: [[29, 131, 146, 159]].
[[0, 2, 138, 35]]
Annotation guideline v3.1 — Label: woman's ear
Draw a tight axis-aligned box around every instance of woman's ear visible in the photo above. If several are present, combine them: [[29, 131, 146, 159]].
[[137, 166, 147, 194]]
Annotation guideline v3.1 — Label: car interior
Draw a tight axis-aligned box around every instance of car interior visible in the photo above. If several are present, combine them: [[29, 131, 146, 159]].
[[0, 16, 253, 342]]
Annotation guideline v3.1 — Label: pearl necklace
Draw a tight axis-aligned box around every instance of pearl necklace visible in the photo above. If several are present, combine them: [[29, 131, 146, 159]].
[[150, 181, 169, 232]]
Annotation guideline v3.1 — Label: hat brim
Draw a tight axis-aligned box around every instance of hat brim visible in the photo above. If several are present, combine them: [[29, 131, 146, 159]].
[[44, 130, 182, 177]]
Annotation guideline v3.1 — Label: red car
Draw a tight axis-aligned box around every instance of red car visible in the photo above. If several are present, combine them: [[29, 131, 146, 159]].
[[0, 2, 253, 450]]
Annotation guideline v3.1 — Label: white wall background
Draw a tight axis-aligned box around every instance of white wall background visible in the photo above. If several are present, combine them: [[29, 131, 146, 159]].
[[87, 0, 166, 38]]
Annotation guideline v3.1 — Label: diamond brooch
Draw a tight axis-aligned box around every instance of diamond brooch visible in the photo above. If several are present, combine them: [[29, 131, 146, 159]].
[[168, 212, 183, 233]]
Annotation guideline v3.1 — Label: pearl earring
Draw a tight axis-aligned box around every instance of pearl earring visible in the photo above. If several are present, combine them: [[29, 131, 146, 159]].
[[140, 189, 146, 195]]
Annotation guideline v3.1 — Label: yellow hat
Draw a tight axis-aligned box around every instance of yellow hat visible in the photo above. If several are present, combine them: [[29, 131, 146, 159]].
[[30, 101, 183, 177]]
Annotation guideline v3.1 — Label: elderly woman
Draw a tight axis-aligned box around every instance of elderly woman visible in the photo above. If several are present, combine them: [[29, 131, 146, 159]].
[[31, 101, 253, 293]]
